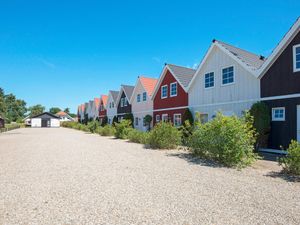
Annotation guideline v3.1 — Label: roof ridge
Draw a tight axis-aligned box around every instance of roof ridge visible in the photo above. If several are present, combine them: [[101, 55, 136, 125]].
[[167, 63, 197, 71]]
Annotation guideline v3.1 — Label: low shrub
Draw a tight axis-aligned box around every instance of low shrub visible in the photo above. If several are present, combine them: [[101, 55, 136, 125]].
[[87, 121, 100, 133], [114, 119, 132, 139], [128, 129, 150, 144], [180, 120, 194, 146], [279, 140, 300, 175], [99, 125, 116, 136], [189, 113, 257, 168], [148, 122, 181, 149]]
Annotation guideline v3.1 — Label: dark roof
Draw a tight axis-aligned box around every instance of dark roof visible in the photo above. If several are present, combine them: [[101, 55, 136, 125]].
[[31, 112, 60, 119], [167, 64, 196, 88], [122, 85, 135, 99], [110, 90, 119, 102], [215, 40, 265, 70]]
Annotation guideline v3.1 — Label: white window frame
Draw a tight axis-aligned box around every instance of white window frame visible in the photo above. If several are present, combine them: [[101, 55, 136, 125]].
[[156, 115, 160, 122], [204, 72, 215, 89], [142, 92, 147, 101], [272, 107, 285, 121], [137, 94, 141, 103], [170, 82, 178, 97], [293, 44, 300, 73], [162, 114, 168, 122], [173, 113, 182, 127], [221, 65, 235, 86], [161, 85, 168, 99]]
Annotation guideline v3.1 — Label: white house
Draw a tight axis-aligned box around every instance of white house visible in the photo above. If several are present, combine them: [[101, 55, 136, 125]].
[[55, 111, 75, 122], [106, 90, 119, 125], [130, 76, 157, 131], [31, 112, 60, 128], [188, 40, 265, 122], [86, 100, 94, 120]]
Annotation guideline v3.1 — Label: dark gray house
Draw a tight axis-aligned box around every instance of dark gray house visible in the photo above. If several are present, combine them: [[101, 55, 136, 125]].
[[116, 85, 134, 121], [259, 17, 300, 149]]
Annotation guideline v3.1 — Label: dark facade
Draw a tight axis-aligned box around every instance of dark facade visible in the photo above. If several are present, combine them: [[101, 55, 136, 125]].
[[0, 117, 4, 128], [117, 91, 132, 120], [261, 31, 300, 149]]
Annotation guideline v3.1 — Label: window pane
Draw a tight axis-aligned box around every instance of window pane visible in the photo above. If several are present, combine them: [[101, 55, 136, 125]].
[[296, 47, 300, 54], [296, 54, 300, 61], [296, 62, 300, 69]]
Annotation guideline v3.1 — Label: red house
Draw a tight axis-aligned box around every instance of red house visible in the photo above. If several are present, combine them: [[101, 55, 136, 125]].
[[152, 64, 196, 126], [99, 95, 108, 124]]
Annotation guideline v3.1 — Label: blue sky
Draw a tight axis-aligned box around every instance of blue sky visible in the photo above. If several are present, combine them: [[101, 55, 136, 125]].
[[0, 0, 299, 113]]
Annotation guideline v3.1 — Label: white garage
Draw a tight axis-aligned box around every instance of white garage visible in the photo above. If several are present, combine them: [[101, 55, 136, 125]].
[[31, 112, 60, 128]]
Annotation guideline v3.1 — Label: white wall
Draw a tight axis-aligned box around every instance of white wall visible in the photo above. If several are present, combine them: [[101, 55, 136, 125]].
[[131, 79, 153, 131], [189, 46, 260, 120], [31, 118, 41, 127], [51, 119, 60, 127], [107, 93, 117, 125]]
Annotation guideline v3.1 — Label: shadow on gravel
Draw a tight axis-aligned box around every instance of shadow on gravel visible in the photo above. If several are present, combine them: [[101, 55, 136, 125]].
[[165, 152, 223, 168], [265, 171, 300, 182]]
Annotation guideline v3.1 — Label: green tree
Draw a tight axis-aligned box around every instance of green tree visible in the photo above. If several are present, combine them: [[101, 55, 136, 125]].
[[29, 104, 45, 117], [0, 88, 6, 118], [49, 107, 61, 114], [143, 114, 152, 131], [4, 94, 27, 122], [64, 108, 70, 114]]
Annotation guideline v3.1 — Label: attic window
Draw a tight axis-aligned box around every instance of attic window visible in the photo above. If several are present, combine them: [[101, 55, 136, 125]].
[[293, 44, 300, 72]]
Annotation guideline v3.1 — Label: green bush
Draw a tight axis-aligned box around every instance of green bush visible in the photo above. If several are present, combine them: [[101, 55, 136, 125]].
[[87, 121, 100, 133], [279, 140, 300, 175], [114, 119, 132, 139], [189, 113, 257, 168], [182, 108, 194, 125], [128, 129, 150, 144], [148, 122, 181, 149], [180, 120, 194, 146], [112, 116, 118, 125], [124, 113, 134, 127], [99, 125, 116, 136], [143, 114, 152, 131], [101, 116, 108, 126], [249, 102, 271, 148]]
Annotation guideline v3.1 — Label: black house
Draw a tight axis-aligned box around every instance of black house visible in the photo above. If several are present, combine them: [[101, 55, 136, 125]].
[[260, 17, 300, 149], [116, 85, 134, 121]]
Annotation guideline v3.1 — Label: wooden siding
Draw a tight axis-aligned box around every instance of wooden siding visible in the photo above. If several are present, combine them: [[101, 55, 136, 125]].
[[99, 100, 107, 118], [261, 31, 300, 97], [117, 91, 132, 115], [107, 93, 117, 123], [153, 70, 188, 110]]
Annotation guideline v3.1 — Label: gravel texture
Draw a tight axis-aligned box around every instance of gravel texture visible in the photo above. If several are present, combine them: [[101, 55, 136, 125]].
[[0, 128, 299, 225]]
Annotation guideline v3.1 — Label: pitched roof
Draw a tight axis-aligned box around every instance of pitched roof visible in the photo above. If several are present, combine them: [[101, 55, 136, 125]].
[[101, 95, 108, 107], [56, 111, 67, 116], [122, 85, 135, 99], [109, 90, 119, 103], [167, 64, 196, 88], [139, 76, 158, 97], [94, 98, 100, 108], [215, 40, 265, 70], [258, 17, 300, 77]]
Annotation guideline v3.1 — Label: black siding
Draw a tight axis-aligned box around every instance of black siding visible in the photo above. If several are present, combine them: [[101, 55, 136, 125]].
[[117, 91, 132, 117]]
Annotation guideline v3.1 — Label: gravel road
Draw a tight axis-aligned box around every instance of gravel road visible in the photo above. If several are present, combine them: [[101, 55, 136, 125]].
[[0, 128, 299, 225]]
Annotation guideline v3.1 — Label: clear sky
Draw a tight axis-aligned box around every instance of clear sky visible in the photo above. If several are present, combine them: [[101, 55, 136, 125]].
[[0, 0, 299, 113]]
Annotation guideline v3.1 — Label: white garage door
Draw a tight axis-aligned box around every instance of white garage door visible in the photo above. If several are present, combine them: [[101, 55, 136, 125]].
[[31, 118, 41, 127], [51, 119, 60, 128], [297, 105, 300, 142]]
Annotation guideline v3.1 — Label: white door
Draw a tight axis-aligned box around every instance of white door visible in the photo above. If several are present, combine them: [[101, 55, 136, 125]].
[[297, 105, 300, 142]]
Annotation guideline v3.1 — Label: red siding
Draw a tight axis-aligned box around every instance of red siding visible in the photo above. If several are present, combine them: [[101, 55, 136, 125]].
[[99, 101, 107, 118], [153, 108, 187, 126], [153, 70, 188, 110]]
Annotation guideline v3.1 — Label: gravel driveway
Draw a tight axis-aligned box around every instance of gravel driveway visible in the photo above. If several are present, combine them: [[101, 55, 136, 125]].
[[0, 128, 299, 225]]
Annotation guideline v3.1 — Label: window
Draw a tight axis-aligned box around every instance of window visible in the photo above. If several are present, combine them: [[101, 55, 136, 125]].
[[135, 117, 139, 126], [205, 72, 214, 88], [173, 114, 182, 126], [112, 102, 114, 108], [137, 94, 141, 102], [161, 85, 168, 98], [222, 66, 234, 85], [156, 115, 160, 122], [109, 103, 111, 108], [272, 107, 285, 121], [293, 44, 300, 72], [162, 114, 168, 122], [170, 82, 177, 97], [143, 92, 147, 101], [124, 98, 128, 106]]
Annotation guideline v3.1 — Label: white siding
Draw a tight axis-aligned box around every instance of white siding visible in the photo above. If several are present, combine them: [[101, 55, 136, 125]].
[[31, 118, 41, 127], [189, 46, 260, 120], [131, 80, 153, 131], [107, 93, 117, 125]]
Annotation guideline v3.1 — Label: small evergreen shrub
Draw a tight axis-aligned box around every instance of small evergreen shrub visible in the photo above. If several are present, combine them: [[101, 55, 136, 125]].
[[128, 129, 150, 144], [148, 122, 181, 149], [101, 116, 108, 126], [182, 108, 194, 125], [99, 125, 116, 136], [189, 113, 257, 168], [124, 113, 134, 127], [249, 102, 271, 148], [279, 140, 300, 175], [180, 120, 194, 146], [114, 119, 132, 139], [143, 114, 153, 131], [112, 116, 118, 125]]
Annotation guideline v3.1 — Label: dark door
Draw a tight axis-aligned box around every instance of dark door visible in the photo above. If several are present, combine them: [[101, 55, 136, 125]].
[[41, 119, 49, 127]]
